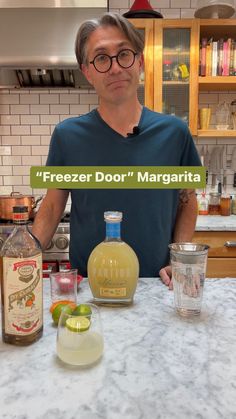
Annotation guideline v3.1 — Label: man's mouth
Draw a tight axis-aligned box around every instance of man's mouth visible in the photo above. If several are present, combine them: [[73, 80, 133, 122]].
[[107, 79, 128, 87]]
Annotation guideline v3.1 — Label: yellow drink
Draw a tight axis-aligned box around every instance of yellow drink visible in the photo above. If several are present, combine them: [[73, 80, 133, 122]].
[[88, 240, 139, 305], [57, 329, 104, 366]]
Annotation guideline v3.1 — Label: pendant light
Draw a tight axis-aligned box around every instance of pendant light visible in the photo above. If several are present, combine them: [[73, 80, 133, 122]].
[[194, 0, 235, 18], [123, 0, 163, 19]]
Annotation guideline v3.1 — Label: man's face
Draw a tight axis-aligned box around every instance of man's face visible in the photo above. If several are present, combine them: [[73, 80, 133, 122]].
[[82, 25, 143, 106]]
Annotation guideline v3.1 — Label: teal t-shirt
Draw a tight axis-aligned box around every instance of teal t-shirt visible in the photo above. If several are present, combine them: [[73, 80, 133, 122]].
[[47, 107, 201, 277]]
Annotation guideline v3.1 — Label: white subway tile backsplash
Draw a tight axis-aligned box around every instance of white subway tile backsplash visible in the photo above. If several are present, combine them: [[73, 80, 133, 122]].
[[109, 0, 128, 8], [11, 126, 30, 135], [31, 125, 50, 135], [22, 155, 41, 165], [0, 105, 10, 114], [2, 136, 21, 145], [12, 146, 31, 155], [181, 8, 195, 17], [41, 156, 47, 165], [60, 94, 79, 104], [0, 186, 13, 194], [50, 104, 69, 114], [80, 94, 98, 105], [22, 176, 30, 185], [40, 115, 59, 125], [161, 8, 181, 17], [0, 146, 11, 155], [171, 0, 190, 7], [13, 166, 31, 175], [12, 185, 32, 194], [151, 0, 170, 7], [40, 136, 51, 145], [21, 136, 41, 145], [30, 105, 50, 115], [0, 166, 12, 175], [0, 94, 19, 104], [4, 175, 22, 185], [10, 105, 30, 114], [3, 156, 22, 165], [70, 104, 89, 114], [40, 94, 59, 104], [32, 145, 49, 155], [0, 126, 10, 135], [20, 94, 39, 105], [1, 115, 20, 125], [21, 115, 40, 125]]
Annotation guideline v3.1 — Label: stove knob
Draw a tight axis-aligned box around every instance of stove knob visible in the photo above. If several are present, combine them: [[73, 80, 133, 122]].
[[46, 240, 54, 250], [55, 235, 69, 250]]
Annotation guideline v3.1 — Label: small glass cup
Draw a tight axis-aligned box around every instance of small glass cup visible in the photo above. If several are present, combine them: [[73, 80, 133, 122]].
[[56, 302, 104, 366], [169, 243, 209, 317], [50, 269, 78, 305]]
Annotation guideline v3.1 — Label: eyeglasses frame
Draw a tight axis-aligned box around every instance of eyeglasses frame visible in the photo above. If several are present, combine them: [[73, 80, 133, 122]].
[[89, 48, 138, 73]]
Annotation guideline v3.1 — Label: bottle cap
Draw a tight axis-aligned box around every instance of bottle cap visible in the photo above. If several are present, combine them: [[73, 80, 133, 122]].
[[104, 211, 122, 223]]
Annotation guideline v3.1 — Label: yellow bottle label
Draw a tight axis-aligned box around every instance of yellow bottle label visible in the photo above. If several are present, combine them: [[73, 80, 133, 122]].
[[100, 287, 127, 298], [3, 254, 43, 336]]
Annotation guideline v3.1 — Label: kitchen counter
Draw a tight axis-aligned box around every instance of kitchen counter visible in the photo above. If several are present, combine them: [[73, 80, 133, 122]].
[[1, 278, 236, 419], [196, 214, 236, 230]]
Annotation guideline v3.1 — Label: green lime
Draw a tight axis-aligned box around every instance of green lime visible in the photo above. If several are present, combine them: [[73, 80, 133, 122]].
[[52, 303, 75, 325], [65, 316, 90, 333], [72, 304, 92, 317]]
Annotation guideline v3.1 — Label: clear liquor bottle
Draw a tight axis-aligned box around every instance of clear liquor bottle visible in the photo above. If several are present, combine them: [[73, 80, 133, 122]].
[[0, 206, 43, 345], [87, 211, 139, 305]]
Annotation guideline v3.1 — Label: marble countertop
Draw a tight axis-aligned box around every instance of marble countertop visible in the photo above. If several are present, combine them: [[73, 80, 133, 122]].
[[196, 215, 236, 231], [1, 278, 236, 419]]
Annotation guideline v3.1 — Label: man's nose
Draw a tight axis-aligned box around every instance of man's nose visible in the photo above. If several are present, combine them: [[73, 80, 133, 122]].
[[109, 57, 122, 73]]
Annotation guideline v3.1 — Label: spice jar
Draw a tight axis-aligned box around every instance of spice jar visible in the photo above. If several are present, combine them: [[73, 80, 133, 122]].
[[220, 194, 231, 216], [209, 192, 221, 215]]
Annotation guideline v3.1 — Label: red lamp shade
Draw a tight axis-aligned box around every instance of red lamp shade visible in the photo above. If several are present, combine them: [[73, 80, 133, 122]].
[[123, 0, 163, 18]]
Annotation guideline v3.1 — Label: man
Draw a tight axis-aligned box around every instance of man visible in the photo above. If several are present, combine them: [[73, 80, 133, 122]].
[[32, 13, 200, 287]]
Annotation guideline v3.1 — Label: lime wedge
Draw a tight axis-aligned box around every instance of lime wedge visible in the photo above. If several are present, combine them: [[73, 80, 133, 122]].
[[72, 304, 92, 317], [65, 316, 90, 333]]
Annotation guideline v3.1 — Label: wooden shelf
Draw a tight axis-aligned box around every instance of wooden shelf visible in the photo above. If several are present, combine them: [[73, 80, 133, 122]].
[[163, 80, 189, 85], [198, 129, 236, 137], [199, 76, 236, 91]]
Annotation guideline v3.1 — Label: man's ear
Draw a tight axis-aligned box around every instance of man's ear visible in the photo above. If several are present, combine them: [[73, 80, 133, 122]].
[[81, 63, 93, 86]]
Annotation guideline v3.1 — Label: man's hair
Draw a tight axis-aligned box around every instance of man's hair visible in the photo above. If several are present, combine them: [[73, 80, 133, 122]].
[[75, 12, 144, 69]]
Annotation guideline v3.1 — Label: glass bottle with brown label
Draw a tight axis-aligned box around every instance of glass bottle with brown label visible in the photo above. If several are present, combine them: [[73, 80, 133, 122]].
[[87, 211, 139, 305], [0, 206, 43, 345]]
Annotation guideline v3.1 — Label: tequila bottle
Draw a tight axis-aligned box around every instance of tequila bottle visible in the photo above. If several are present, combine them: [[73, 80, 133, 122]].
[[0, 206, 43, 345], [87, 211, 139, 305]]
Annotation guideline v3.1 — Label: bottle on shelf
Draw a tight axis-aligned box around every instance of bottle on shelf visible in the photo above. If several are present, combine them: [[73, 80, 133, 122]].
[[198, 192, 209, 215], [0, 206, 43, 345], [87, 211, 139, 306], [208, 192, 221, 215]]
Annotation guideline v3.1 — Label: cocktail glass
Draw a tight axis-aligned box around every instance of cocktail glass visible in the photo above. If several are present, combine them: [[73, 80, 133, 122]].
[[56, 302, 104, 366]]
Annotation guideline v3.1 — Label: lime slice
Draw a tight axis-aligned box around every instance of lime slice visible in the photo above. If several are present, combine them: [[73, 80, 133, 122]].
[[65, 316, 90, 333]]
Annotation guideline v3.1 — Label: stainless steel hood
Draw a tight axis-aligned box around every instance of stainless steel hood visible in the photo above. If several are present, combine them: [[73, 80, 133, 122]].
[[0, 0, 108, 88]]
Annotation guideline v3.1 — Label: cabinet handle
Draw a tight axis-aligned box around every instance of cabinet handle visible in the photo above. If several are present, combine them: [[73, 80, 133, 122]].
[[224, 241, 236, 248]]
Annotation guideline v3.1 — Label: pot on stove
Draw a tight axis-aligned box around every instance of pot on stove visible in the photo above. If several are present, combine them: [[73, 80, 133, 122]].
[[0, 192, 43, 220]]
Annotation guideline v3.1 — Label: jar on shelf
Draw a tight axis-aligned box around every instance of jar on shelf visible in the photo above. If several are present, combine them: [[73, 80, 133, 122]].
[[220, 194, 231, 216], [208, 192, 221, 215], [198, 192, 209, 215]]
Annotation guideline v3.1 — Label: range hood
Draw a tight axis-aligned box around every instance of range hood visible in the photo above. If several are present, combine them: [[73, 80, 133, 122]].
[[0, 0, 108, 88]]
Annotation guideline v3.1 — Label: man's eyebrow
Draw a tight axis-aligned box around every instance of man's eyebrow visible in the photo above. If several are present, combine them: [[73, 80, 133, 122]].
[[93, 41, 131, 54]]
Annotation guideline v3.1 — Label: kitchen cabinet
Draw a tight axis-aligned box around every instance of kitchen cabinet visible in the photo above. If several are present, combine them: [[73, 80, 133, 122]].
[[130, 18, 236, 137], [193, 230, 236, 277]]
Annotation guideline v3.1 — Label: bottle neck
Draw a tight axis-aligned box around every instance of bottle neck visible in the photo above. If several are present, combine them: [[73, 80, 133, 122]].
[[105, 222, 121, 241]]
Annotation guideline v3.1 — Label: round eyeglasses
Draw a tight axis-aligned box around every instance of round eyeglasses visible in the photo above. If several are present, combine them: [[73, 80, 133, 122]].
[[89, 49, 138, 73]]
